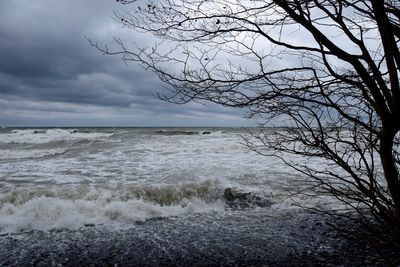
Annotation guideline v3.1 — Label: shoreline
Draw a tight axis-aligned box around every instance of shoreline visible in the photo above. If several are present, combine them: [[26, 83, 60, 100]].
[[1, 210, 398, 266]]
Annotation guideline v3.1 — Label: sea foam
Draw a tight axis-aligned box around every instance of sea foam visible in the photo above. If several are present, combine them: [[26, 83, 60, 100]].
[[0, 148, 66, 160], [1, 129, 114, 144], [0, 183, 226, 233]]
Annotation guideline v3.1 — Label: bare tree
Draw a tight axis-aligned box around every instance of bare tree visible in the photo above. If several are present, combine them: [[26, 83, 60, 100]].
[[92, 0, 400, 242]]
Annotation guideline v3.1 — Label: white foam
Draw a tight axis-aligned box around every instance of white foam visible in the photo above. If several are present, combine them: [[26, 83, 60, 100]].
[[0, 195, 224, 233], [0, 129, 114, 144], [0, 148, 66, 160], [0, 184, 225, 233]]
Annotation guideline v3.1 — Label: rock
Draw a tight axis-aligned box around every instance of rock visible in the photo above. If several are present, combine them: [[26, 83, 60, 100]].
[[224, 188, 250, 202], [223, 188, 235, 202], [223, 188, 273, 208]]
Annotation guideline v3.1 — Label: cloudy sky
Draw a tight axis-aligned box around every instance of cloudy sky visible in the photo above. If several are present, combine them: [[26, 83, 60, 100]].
[[0, 0, 250, 127]]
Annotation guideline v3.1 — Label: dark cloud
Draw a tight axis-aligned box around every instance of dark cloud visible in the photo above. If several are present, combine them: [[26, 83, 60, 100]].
[[0, 0, 249, 127]]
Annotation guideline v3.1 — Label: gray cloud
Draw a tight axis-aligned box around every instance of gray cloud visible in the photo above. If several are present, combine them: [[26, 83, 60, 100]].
[[0, 0, 250, 127]]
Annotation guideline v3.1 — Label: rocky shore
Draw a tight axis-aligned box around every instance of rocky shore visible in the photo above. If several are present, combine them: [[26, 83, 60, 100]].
[[0, 210, 398, 266]]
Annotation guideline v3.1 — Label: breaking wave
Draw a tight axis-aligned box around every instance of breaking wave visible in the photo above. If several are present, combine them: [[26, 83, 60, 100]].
[[154, 129, 216, 136], [0, 182, 275, 233], [0, 129, 114, 144], [0, 182, 221, 233], [0, 148, 67, 160]]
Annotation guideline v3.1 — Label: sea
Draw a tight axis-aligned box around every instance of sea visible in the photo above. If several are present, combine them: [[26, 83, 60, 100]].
[[0, 127, 343, 233], [0, 127, 349, 265]]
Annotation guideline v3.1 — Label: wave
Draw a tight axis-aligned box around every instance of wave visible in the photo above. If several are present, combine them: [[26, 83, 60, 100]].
[[0, 182, 223, 207], [0, 128, 114, 144], [0, 182, 222, 233], [0, 196, 225, 233], [154, 129, 214, 136], [0, 148, 67, 160], [0, 182, 273, 233]]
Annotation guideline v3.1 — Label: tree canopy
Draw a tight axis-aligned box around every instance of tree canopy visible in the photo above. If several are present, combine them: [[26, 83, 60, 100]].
[[94, 0, 400, 242]]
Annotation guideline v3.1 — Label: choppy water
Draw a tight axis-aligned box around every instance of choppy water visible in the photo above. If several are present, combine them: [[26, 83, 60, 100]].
[[0, 127, 339, 233]]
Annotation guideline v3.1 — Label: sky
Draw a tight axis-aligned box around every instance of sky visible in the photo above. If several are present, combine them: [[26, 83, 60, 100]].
[[0, 0, 250, 127]]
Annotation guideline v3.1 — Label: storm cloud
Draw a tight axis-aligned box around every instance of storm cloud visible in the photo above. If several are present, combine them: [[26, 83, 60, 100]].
[[0, 0, 249, 127]]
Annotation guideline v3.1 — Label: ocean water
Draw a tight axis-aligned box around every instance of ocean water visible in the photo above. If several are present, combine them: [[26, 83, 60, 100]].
[[0, 127, 340, 234]]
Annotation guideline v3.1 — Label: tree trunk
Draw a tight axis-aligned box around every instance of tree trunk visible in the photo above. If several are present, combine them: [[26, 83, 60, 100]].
[[380, 122, 400, 221]]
